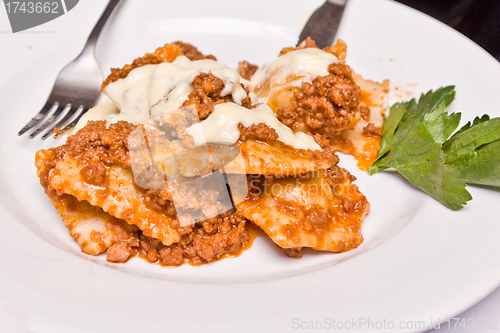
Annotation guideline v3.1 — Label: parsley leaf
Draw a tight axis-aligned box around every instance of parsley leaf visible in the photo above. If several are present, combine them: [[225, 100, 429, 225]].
[[369, 86, 472, 210], [376, 102, 406, 164], [447, 114, 490, 141], [404, 85, 455, 120], [374, 86, 457, 167], [444, 117, 500, 186]]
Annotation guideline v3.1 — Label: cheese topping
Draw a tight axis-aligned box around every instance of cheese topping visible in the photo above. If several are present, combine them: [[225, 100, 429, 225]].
[[78, 51, 331, 151], [103, 56, 247, 124], [250, 48, 339, 102], [187, 103, 322, 151], [73, 99, 119, 132]]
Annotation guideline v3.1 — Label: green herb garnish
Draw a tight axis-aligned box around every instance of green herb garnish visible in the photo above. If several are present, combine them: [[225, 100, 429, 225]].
[[369, 86, 500, 210]]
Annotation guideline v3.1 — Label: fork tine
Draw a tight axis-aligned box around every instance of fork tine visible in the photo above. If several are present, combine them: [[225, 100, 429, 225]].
[[18, 101, 56, 136], [41, 105, 82, 140], [30, 103, 68, 139], [60, 107, 89, 132]]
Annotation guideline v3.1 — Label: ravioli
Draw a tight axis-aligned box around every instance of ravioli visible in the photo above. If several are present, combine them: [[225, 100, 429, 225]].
[[246, 38, 389, 169], [237, 167, 369, 252], [34, 39, 378, 265], [328, 74, 390, 169], [172, 140, 337, 177], [49, 194, 138, 255], [47, 154, 181, 246], [227, 140, 337, 176], [35, 149, 138, 255]]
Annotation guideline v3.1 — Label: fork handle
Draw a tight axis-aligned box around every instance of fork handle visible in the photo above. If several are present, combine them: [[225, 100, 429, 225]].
[[82, 0, 122, 54]]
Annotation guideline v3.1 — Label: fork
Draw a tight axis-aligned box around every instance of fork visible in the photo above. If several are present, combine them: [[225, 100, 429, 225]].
[[297, 0, 348, 49], [18, 0, 122, 140]]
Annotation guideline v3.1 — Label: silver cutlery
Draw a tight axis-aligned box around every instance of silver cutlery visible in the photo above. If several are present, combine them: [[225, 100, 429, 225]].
[[298, 0, 348, 48], [18, 0, 122, 139]]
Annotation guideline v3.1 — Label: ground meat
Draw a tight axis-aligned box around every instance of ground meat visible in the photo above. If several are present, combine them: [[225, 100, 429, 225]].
[[65, 121, 136, 166], [360, 105, 370, 121], [43, 121, 137, 187], [155, 109, 198, 149], [327, 135, 356, 157], [321, 166, 366, 217], [105, 212, 250, 266], [279, 36, 318, 56], [173, 41, 216, 61], [363, 123, 383, 136], [327, 63, 352, 78], [159, 246, 185, 266], [275, 65, 361, 134], [142, 168, 232, 236], [101, 41, 216, 90], [143, 189, 176, 216], [280, 37, 347, 62], [283, 248, 303, 258], [171, 213, 249, 264], [106, 242, 134, 263], [184, 72, 232, 120], [80, 162, 106, 186], [311, 133, 331, 149], [237, 123, 279, 145], [322, 166, 357, 187], [183, 72, 252, 120], [273, 38, 362, 136], [101, 53, 162, 90], [238, 61, 259, 80]]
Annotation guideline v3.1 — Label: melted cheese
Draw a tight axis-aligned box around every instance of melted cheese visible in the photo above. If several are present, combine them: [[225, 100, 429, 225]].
[[187, 102, 322, 151], [73, 99, 119, 132], [102, 56, 247, 124], [77, 52, 328, 152], [250, 48, 338, 102], [104, 65, 156, 122]]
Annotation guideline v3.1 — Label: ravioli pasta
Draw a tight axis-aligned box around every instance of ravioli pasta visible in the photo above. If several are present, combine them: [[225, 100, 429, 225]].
[[36, 40, 388, 265]]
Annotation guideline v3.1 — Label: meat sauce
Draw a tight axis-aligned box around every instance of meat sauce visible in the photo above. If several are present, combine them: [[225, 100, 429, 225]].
[[36, 39, 377, 266], [136, 222, 266, 267]]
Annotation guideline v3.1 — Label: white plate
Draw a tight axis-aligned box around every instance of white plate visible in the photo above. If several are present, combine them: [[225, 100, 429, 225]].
[[1, 0, 500, 332]]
